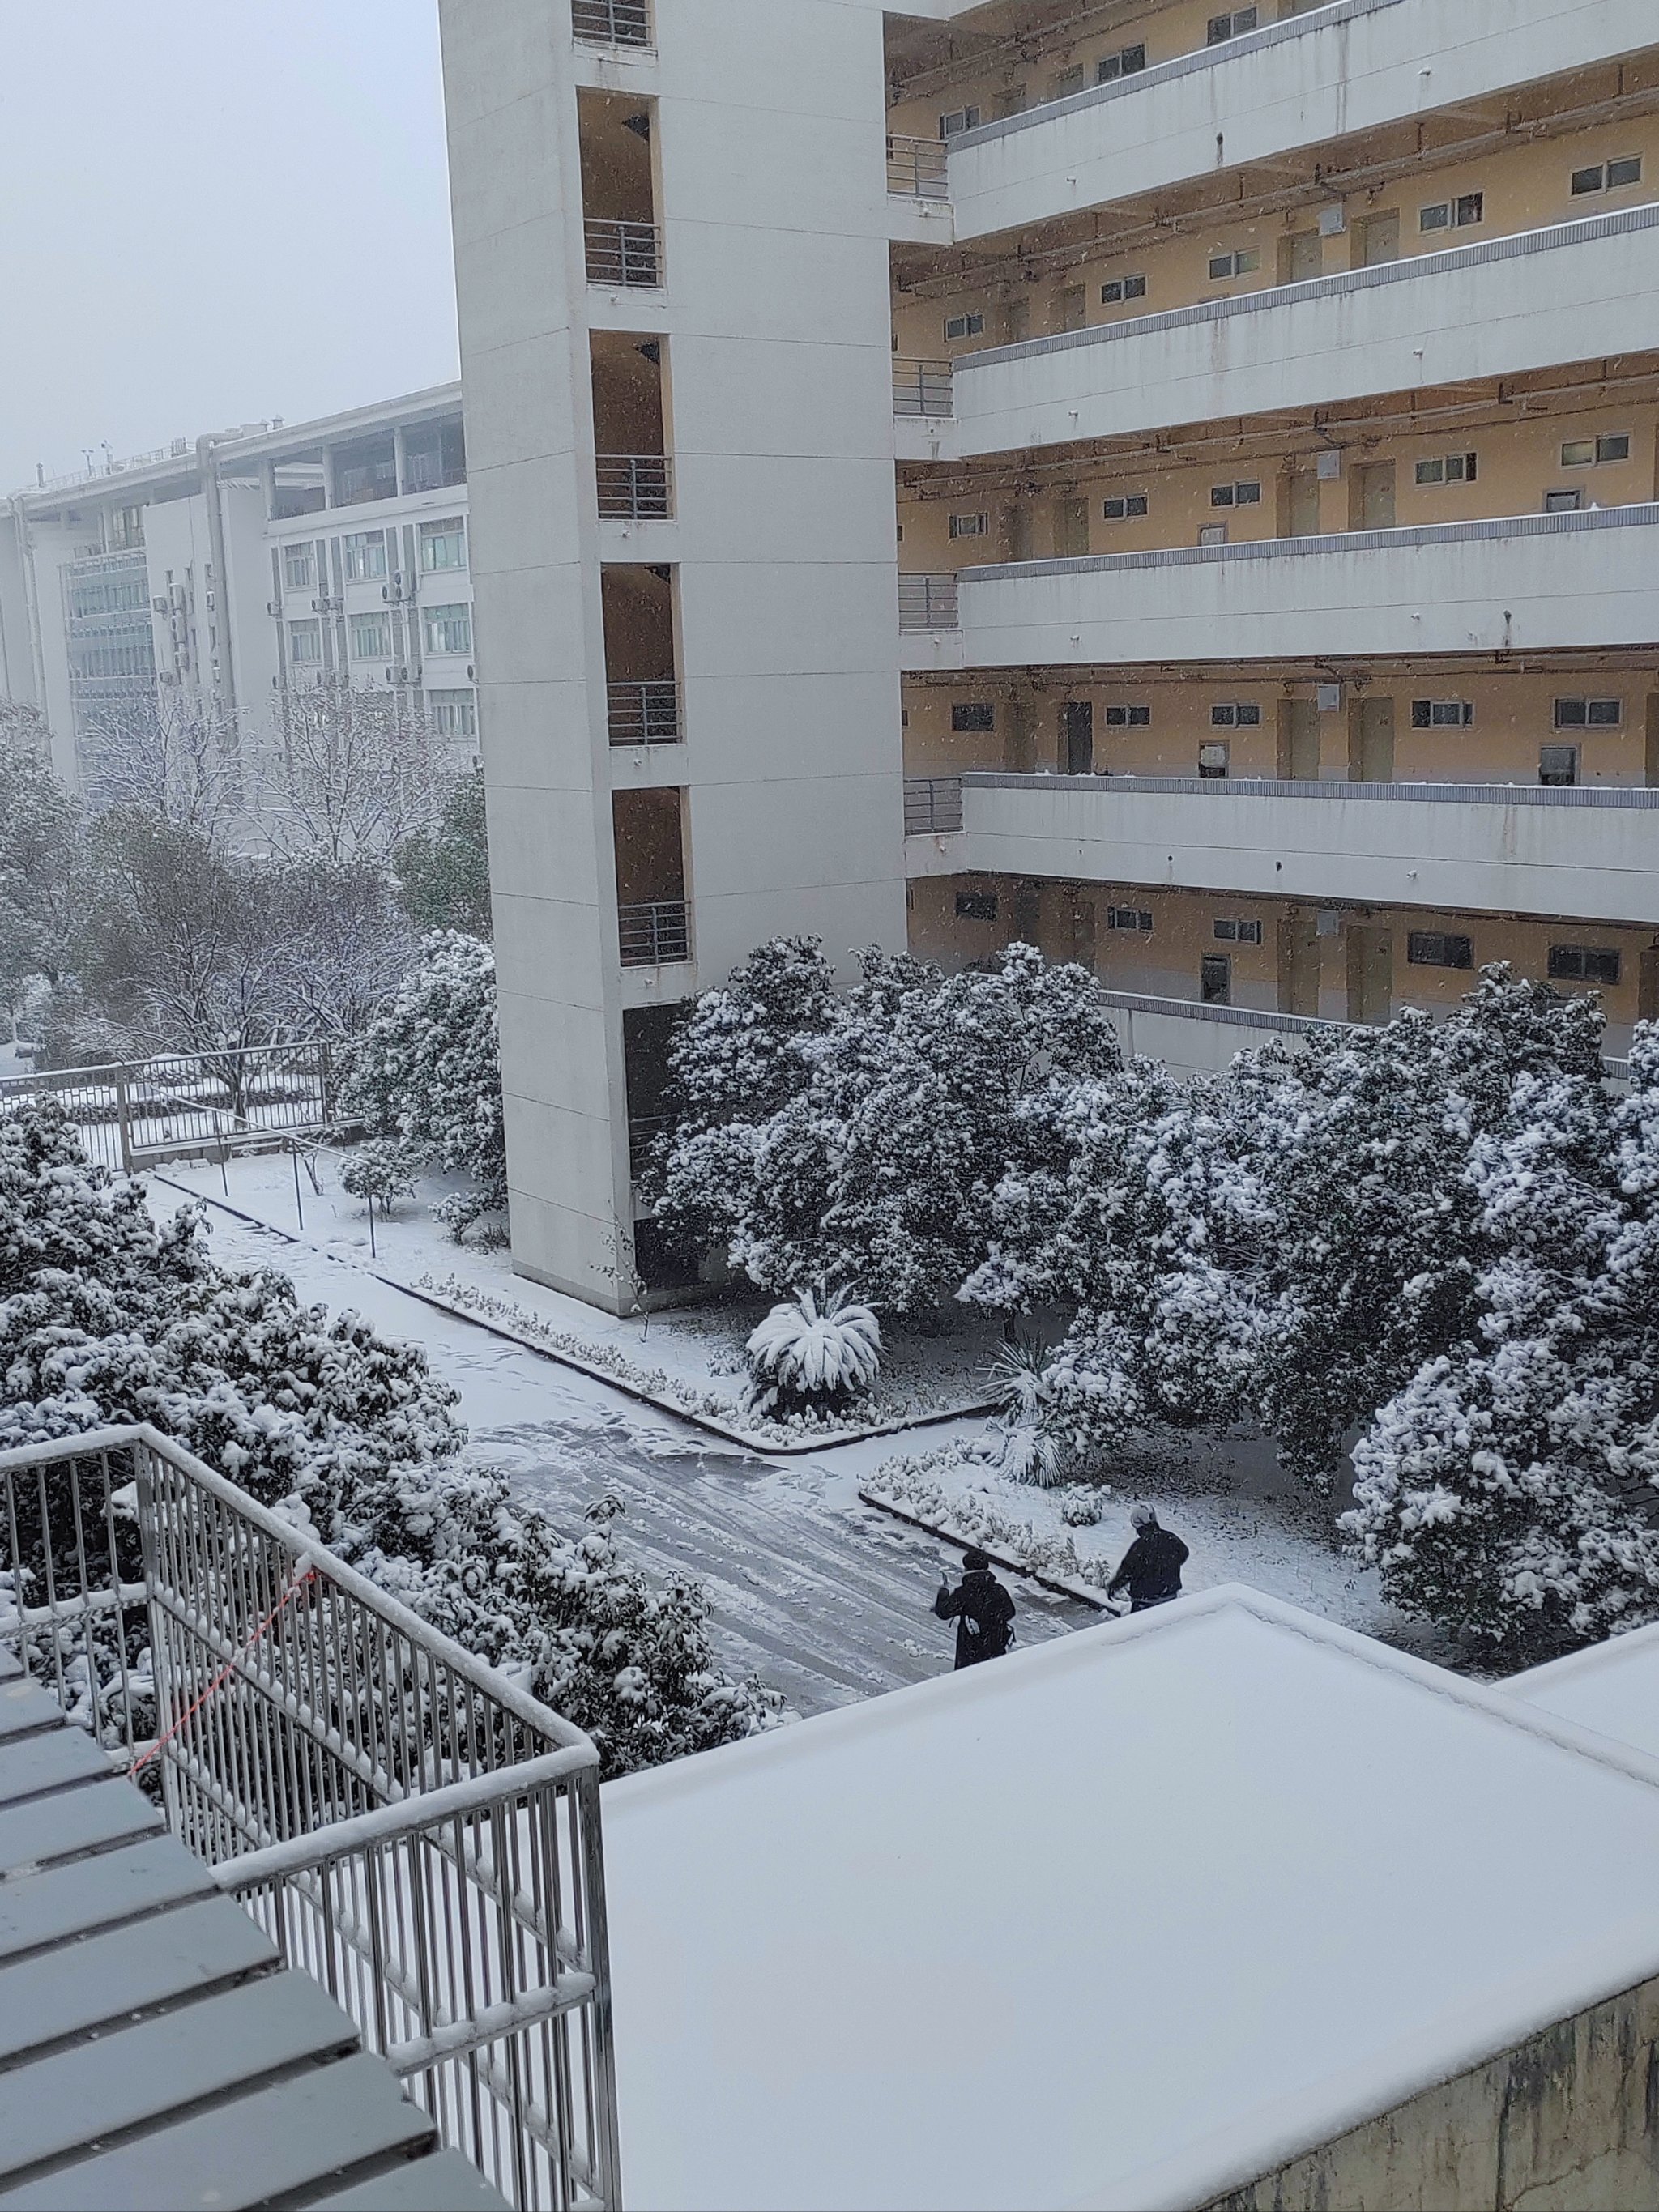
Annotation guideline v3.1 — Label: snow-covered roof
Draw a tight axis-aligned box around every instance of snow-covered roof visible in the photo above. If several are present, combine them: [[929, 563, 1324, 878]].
[[600, 1587, 1659, 2212], [1507, 1618, 1659, 1762]]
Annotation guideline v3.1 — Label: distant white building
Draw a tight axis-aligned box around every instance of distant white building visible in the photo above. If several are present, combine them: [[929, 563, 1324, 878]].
[[0, 386, 479, 796]]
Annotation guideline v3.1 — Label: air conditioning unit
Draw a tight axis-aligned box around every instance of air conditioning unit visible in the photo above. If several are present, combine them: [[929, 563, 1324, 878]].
[[1316, 450, 1343, 481], [151, 596, 168, 613], [467, 663, 475, 680], [1316, 683, 1344, 714], [381, 585, 390, 602], [266, 599, 279, 616]]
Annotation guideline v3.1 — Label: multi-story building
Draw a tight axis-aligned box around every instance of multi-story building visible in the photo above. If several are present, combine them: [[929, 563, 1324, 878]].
[[1, 386, 480, 799], [437, 0, 1659, 1312]]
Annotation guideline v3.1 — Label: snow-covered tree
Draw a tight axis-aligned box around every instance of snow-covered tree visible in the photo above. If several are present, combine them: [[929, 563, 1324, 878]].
[[340, 931, 506, 1239], [393, 768, 493, 940], [79, 693, 245, 842], [0, 1102, 783, 1773], [254, 687, 451, 866]]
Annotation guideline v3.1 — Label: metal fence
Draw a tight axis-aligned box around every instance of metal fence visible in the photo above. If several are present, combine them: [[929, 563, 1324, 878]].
[[572, 0, 650, 44], [618, 899, 692, 967], [608, 678, 683, 746], [585, 218, 663, 288], [893, 358, 953, 418], [0, 1426, 621, 2211], [904, 776, 966, 834], [596, 454, 674, 521], [887, 134, 949, 199], [898, 572, 961, 629], [0, 1038, 336, 1175]]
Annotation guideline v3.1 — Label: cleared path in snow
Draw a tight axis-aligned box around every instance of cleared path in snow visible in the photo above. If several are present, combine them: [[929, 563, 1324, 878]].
[[160, 1189, 1094, 1715]]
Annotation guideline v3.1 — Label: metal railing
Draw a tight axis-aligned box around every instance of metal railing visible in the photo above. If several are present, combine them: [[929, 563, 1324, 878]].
[[0, 1426, 621, 2211], [898, 572, 960, 630], [904, 776, 966, 834], [0, 1038, 336, 1175], [608, 678, 682, 745], [585, 218, 664, 288], [596, 454, 673, 521], [893, 358, 953, 418], [572, 0, 650, 45], [887, 134, 949, 200], [628, 1112, 672, 1178], [618, 898, 691, 967]]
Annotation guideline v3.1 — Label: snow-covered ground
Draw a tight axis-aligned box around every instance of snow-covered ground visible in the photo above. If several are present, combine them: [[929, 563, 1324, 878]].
[[157, 1146, 1001, 1444]]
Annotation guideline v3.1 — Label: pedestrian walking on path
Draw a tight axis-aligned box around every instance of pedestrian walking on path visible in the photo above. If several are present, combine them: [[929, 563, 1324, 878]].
[[1107, 1504, 1188, 1613], [933, 1548, 1017, 1669]]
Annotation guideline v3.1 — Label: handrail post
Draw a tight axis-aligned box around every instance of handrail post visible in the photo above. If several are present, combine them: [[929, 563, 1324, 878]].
[[115, 1074, 134, 1175]]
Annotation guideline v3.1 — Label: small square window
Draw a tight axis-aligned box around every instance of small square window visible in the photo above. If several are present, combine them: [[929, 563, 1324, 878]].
[[1210, 705, 1237, 727], [1561, 441, 1595, 467], [1597, 433, 1631, 463], [1199, 524, 1229, 547], [1408, 932, 1473, 970], [956, 890, 998, 921], [1447, 453, 1476, 482], [1236, 704, 1262, 727], [1549, 944, 1621, 984], [1235, 480, 1261, 506], [1419, 202, 1451, 232], [1587, 697, 1623, 727], [1572, 164, 1606, 196], [1415, 458, 1445, 485], [1539, 744, 1579, 786], [1544, 490, 1584, 514], [1609, 156, 1644, 188], [939, 106, 981, 138], [1211, 484, 1235, 508], [1454, 192, 1484, 227], [949, 513, 989, 539], [951, 702, 996, 732]]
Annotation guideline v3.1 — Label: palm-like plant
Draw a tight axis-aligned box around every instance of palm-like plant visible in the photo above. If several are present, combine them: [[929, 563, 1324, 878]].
[[746, 1286, 882, 1415], [985, 1337, 1069, 1486]]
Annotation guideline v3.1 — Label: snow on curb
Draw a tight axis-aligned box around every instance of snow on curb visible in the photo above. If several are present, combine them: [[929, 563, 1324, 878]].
[[858, 1483, 1115, 1613], [156, 1173, 996, 1458]]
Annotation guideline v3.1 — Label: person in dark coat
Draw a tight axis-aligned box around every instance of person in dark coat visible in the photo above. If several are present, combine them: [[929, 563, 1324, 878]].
[[933, 1549, 1016, 1669], [1107, 1504, 1188, 1613]]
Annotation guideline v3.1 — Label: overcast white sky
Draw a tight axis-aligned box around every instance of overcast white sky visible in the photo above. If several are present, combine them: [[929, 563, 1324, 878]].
[[0, 1, 459, 494]]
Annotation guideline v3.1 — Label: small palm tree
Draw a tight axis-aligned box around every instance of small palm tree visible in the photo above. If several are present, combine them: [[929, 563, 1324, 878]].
[[985, 1338, 1069, 1486], [746, 1286, 882, 1416]]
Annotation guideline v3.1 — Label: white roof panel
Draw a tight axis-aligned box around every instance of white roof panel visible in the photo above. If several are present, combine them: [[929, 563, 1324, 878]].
[[1507, 1618, 1659, 1762], [601, 1587, 1659, 2212]]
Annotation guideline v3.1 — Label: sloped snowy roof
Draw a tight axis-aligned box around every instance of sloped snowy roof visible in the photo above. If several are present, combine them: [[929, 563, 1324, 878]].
[[601, 1587, 1659, 2212], [1508, 1617, 1659, 1762]]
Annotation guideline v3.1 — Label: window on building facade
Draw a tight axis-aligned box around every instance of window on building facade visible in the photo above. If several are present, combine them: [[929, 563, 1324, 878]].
[[949, 513, 989, 539], [1206, 8, 1257, 44], [1201, 953, 1233, 1004], [956, 889, 998, 920], [1102, 493, 1149, 519], [1107, 906, 1154, 931], [1198, 523, 1229, 546], [1210, 480, 1261, 508], [944, 310, 985, 341], [1544, 489, 1584, 513], [1549, 944, 1621, 983], [1419, 193, 1484, 232], [1414, 453, 1478, 484], [1100, 275, 1147, 305], [1572, 156, 1643, 195], [1539, 744, 1579, 786], [421, 521, 467, 572], [1561, 433, 1631, 467], [424, 603, 471, 654], [1213, 918, 1262, 944], [1197, 742, 1230, 778], [343, 531, 387, 582], [350, 612, 390, 659], [1098, 41, 1146, 81], [1411, 699, 1474, 727], [1210, 703, 1262, 727], [283, 543, 315, 590], [1554, 697, 1623, 728], [951, 702, 996, 731], [1207, 249, 1260, 279], [108, 505, 145, 551], [1408, 931, 1473, 969], [938, 107, 980, 137], [288, 620, 322, 664], [429, 688, 478, 739], [1103, 703, 1151, 727]]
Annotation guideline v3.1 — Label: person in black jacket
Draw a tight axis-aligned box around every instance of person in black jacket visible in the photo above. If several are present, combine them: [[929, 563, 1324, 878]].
[[933, 1549, 1016, 1669], [1107, 1504, 1188, 1613]]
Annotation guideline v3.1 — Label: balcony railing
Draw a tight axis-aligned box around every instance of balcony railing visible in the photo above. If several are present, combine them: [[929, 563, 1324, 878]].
[[619, 898, 691, 966], [628, 1110, 672, 1178], [597, 454, 673, 521], [904, 775, 966, 834], [893, 357, 953, 418], [608, 678, 683, 745], [585, 217, 664, 288], [898, 572, 960, 630], [0, 1425, 621, 2212], [887, 134, 949, 200], [572, 0, 650, 45]]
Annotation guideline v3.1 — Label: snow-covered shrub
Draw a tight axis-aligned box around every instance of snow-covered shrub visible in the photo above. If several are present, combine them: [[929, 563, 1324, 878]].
[[340, 1137, 420, 1214], [746, 1286, 881, 1416], [1060, 1486, 1106, 1528], [340, 931, 505, 1241], [0, 1102, 785, 1774]]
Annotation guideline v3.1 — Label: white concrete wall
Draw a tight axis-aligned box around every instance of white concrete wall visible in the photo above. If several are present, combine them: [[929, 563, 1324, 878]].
[[908, 505, 1659, 671], [945, 208, 1659, 455], [441, 0, 907, 1309], [944, 0, 1658, 243], [907, 774, 1659, 926]]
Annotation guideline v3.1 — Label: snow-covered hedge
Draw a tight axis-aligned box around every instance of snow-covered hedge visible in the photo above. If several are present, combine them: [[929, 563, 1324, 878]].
[[0, 1103, 783, 1774]]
